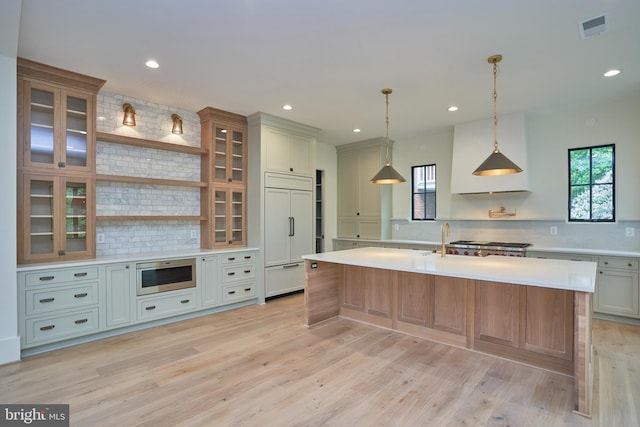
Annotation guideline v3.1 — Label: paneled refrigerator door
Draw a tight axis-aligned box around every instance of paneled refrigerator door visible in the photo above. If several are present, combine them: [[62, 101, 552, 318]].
[[289, 190, 313, 262], [264, 187, 292, 266]]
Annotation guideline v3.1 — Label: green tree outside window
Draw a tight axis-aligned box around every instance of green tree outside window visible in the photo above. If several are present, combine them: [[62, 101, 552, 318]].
[[568, 144, 615, 222]]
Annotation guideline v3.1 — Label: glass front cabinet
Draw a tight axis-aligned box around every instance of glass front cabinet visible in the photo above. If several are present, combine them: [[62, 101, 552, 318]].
[[19, 174, 95, 263], [17, 58, 105, 264], [19, 80, 95, 173], [198, 107, 248, 249]]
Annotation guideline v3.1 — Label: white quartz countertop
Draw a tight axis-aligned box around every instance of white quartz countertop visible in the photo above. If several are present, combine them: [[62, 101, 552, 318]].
[[303, 247, 596, 293]]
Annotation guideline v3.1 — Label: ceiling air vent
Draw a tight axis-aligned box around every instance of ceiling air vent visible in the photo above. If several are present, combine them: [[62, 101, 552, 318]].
[[579, 14, 608, 39]]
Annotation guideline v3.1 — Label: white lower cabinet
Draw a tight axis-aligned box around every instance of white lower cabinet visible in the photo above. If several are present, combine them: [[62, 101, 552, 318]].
[[26, 308, 99, 345], [137, 289, 198, 322], [265, 263, 304, 297], [17, 249, 259, 353], [594, 256, 639, 318], [200, 255, 219, 308], [221, 250, 257, 303], [105, 263, 133, 328], [18, 265, 101, 348]]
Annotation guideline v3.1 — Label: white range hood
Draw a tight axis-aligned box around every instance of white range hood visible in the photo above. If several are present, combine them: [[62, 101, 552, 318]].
[[451, 112, 530, 194]]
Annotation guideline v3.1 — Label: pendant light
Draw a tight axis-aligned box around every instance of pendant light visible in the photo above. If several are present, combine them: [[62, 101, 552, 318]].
[[473, 55, 523, 176], [371, 88, 406, 184]]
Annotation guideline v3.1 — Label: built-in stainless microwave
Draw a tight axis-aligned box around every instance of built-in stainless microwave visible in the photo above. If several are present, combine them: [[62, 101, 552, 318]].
[[136, 258, 196, 296]]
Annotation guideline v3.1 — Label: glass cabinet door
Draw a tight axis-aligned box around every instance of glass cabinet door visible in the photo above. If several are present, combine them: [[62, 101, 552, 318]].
[[214, 190, 228, 244], [64, 180, 88, 253], [27, 177, 55, 256], [230, 190, 245, 245], [64, 95, 89, 167], [230, 129, 245, 183], [28, 86, 56, 166]]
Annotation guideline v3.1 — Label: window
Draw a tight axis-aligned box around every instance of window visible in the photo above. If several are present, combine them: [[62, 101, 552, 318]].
[[568, 144, 615, 222], [412, 164, 436, 220]]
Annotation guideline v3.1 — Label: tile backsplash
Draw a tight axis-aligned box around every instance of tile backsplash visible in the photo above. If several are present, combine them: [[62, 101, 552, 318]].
[[95, 92, 202, 256]]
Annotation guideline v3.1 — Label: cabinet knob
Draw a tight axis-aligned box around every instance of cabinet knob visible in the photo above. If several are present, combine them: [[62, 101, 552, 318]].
[[289, 167, 293, 172]]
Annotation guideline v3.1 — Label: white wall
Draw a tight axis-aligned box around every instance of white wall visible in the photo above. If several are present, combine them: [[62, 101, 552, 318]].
[[0, 54, 20, 364], [389, 95, 640, 252]]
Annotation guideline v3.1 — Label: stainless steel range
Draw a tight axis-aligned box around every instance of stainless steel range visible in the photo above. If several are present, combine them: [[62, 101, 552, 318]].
[[447, 240, 531, 257]]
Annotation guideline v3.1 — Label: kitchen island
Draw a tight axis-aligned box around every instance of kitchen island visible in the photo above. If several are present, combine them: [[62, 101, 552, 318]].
[[302, 247, 597, 417]]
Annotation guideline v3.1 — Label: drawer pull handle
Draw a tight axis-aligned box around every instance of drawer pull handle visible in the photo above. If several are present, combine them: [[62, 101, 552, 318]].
[[228, 257, 236, 261], [244, 288, 252, 292], [228, 290, 236, 295], [40, 325, 55, 331], [74, 293, 88, 298], [244, 256, 251, 259], [228, 272, 236, 276], [181, 299, 190, 304], [74, 319, 88, 325], [145, 305, 156, 311], [39, 297, 55, 303], [244, 270, 251, 274], [39, 276, 55, 281], [74, 272, 88, 277], [283, 264, 300, 269]]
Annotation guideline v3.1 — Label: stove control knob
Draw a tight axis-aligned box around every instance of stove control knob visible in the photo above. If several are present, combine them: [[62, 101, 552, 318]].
[[464, 251, 469, 256], [474, 251, 479, 256]]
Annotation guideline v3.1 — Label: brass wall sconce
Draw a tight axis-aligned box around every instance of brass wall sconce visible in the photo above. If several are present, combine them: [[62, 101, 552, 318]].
[[171, 114, 183, 135], [122, 103, 136, 126]]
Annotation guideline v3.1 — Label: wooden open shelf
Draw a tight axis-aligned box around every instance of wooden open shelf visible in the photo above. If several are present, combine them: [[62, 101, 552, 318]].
[[96, 174, 207, 188], [97, 215, 206, 221], [96, 132, 207, 155]]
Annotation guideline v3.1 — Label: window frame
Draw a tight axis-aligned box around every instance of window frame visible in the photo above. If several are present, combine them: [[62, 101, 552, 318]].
[[411, 164, 436, 221], [567, 143, 615, 223]]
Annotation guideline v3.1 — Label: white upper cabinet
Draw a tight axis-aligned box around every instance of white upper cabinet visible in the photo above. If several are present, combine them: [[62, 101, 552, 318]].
[[265, 126, 314, 177]]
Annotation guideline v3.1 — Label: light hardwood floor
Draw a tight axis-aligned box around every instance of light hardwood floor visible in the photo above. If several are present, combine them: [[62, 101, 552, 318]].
[[1, 293, 638, 426]]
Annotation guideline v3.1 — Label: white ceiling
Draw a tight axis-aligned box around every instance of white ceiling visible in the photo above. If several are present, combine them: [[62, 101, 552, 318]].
[[8, 0, 640, 145]]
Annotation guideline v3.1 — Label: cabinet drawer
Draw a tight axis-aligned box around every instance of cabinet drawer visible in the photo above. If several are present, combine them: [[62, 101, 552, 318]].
[[598, 257, 639, 270], [222, 283, 256, 303], [222, 264, 256, 283], [221, 252, 256, 265], [26, 283, 99, 316], [24, 267, 99, 287], [137, 290, 197, 321], [265, 263, 304, 297], [25, 308, 99, 345]]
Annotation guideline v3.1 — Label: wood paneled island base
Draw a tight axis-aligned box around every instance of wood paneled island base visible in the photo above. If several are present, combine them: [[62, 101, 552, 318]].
[[304, 258, 593, 418]]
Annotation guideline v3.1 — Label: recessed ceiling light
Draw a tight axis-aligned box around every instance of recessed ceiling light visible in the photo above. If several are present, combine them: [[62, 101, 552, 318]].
[[603, 69, 621, 77], [145, 60, 160, 69], [448, 106, 459, 112], [353, 128, 361, 133], [282, 104, 293, 111]]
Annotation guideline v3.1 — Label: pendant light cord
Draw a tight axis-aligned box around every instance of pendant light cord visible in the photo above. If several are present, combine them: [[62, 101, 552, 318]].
[[384, 90, 391, 166], [492, 60, 499, 153]]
